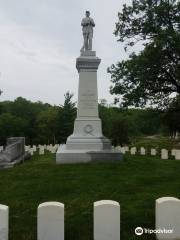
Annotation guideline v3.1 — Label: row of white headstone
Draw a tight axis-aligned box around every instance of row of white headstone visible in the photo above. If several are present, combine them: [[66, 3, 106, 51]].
[[0, 197, 180, 240], [116, 146, 180, 160], [25, 144, 60, 156]]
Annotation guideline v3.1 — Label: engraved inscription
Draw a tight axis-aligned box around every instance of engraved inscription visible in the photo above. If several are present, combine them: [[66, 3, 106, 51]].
[[80, 90, 97, 110], [0, 228, 8, 240]]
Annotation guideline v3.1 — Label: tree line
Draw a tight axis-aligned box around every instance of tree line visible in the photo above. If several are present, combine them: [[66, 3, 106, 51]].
[[0, 93, 75, 146], [0, 93, 178, 146]]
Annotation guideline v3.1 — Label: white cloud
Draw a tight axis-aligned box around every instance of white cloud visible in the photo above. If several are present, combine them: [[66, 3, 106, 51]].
[[0, 0, 132, 105]]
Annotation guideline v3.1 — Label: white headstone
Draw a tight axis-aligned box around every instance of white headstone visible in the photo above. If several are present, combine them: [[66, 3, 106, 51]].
[[130, 147, 136, 155], [124, 146, 129, 152], [29, 148, 34, 156], [94, 200, 120, 240], [38, 202, 64, 240], [140, 147, 146, 155], [0, 204, 9, 240], [175, 150, 180, 160], [156, 197, 180, 240], [115, 146, 121, 151], [51, 147, 57, 154], [161, 149, 168, 160], [120, 147, 126, 154], [33, 145, 37, 152], [48, 146, 53, 152], [25, 145, 30, 151], [171, 149, 177, 156], [55, 145, 58, 151], [39, 148, 44, 155], [151, 148, 157, 156]]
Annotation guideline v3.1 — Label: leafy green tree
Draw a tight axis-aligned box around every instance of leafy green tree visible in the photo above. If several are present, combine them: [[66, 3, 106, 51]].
[[99, 104, 132, 145], [10, 97, 50, 119], [0, 97, 52, 144], [99, 104, 112, 137], [108, 0, 180, 108], [9, 97, 50, 144], [36, 107, 59, 144], [0, 90, 3, 114], [125, 108, 162, 135], [0, 113, 27, 145], [163, 96, 180, 137], [100, 102, 164, 144], [57, 92, 76, 143], [110, 116, 130, 146], [0, 95, 166, 146]]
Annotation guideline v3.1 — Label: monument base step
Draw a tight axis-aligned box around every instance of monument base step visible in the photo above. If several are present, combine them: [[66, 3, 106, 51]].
[[56, 145, 123, 164], [66, 135, 112, 150]]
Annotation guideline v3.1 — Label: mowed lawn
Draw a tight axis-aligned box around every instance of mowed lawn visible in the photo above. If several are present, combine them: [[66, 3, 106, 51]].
[[0, 153, 180, 240]]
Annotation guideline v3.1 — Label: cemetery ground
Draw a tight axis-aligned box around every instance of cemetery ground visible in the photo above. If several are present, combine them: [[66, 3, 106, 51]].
[[0, 152, 180, 240], [131, 136, 180, 150]]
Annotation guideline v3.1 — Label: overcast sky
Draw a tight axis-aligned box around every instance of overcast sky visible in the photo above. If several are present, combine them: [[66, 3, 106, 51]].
[[0, 0, 132, 106]]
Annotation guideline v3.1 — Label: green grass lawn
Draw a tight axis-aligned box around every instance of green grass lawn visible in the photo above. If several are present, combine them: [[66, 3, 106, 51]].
[[131, 136, 180, 151], [0, 153, 180, 240]]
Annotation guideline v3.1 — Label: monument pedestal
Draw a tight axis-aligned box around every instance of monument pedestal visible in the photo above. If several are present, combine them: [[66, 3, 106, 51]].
[[56, 51, 122, 164]]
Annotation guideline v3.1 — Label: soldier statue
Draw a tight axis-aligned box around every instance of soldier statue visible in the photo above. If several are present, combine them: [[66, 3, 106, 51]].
[[81, 11, 95, 52]]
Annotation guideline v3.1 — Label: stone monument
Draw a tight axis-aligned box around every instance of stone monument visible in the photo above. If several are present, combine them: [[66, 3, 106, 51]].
[[0, 137, 30, 169], [56, 11, 122, 163]]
